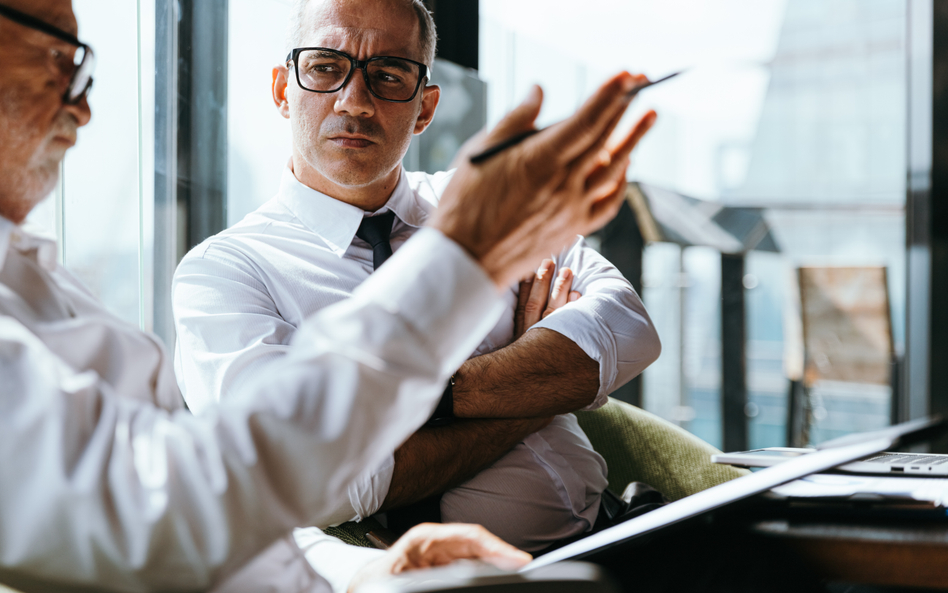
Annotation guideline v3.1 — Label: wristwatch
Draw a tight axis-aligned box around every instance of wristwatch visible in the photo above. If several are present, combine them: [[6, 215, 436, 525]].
[[425, 374, 456, 427]]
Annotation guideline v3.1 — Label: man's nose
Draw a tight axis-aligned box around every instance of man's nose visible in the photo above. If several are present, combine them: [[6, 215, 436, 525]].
[[64, 94, 92, 127], [333, 69, 376, 118]]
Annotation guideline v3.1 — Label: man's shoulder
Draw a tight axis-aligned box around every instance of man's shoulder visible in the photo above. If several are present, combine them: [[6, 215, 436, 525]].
[[180, 199, 301, 263], [174, 219, 277, 290]]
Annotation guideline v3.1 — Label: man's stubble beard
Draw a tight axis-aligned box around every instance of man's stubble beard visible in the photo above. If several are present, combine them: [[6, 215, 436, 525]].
[[293, 111, 412, 190], [0, 87, 72, 222]]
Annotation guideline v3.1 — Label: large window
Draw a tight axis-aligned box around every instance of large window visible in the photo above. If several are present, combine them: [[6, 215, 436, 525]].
[[30, 0, 910, 449], [480, 0, 908, 448], [227, 0, 294, 227], [28, 0, 156, 330]]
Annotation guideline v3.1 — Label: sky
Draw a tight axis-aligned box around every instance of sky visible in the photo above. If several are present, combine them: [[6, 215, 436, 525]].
[[479, 0, 789, 199]]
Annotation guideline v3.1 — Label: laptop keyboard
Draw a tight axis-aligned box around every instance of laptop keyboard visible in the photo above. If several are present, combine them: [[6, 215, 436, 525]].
[[863, 453, 948, 466]]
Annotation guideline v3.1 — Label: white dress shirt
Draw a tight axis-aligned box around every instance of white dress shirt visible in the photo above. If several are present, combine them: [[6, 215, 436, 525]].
[[173, 166, 661, 552], [0, 214, 499, 592]]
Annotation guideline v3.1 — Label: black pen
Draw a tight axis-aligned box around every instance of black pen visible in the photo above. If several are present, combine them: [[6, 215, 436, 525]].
[[469, 71, 682, 165]]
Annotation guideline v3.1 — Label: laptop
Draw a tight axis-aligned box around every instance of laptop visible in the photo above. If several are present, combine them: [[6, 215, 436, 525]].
[[712, 447, 948, 476], [522, 415, 947, 571]]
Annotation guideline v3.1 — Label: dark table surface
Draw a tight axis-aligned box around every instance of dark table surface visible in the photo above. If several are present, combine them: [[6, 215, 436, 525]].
[[750, 518, 948, 589]]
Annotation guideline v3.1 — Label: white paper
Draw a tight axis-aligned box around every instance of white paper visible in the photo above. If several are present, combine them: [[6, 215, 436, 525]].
[[770, 473, 948, 506]]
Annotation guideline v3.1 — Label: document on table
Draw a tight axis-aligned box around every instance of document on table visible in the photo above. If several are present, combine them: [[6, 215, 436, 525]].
[[768, 474, 948, 507]]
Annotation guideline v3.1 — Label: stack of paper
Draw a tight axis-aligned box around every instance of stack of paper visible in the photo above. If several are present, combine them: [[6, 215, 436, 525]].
[[768, 474, 948, 509]]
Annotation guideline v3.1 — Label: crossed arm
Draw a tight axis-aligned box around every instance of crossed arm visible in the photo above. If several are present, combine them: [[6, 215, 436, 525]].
[[381, 258, 605, 512]]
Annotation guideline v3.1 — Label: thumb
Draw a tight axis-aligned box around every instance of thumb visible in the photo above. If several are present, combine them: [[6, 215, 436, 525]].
[[472, 537, 532, 571], [453, 86, 544, 166], [486, 85, 543, 144]]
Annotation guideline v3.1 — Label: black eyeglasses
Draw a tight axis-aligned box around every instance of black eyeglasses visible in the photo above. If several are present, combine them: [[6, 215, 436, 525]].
[[286, 47, 430, 103], [0, 4, 95, 104]]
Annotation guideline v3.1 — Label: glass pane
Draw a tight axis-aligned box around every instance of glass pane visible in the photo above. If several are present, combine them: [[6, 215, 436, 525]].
[[64, 0, 147, 327], [746, 251, 788, 449], [481, 0, 908, 446], [227, 0, 294, 227]]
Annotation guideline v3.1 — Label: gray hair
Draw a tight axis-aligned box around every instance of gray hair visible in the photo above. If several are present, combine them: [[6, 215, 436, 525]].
[[287, 0, 437, 67]]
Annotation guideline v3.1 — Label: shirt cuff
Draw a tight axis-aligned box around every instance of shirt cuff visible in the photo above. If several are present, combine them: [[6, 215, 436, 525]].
[[531, 303, 617, 410], [346, 454, 395, 522], [294, 527, 386, 593]]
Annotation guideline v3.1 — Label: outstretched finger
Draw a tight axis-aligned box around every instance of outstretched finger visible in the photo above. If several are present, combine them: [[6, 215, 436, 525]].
[[574, 74, 648, 170], [609, 109, 658, 166], [483, 85, 543, 148], [586, 170, 630, 233], [581, 110, 657, 193], [453, 86, 544, 165], [447, 525, 533, 571], [533, 72, 638, 164]]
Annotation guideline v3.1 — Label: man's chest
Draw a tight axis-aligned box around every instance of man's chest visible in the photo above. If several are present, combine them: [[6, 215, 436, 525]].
[[250, 226, 518, 357]]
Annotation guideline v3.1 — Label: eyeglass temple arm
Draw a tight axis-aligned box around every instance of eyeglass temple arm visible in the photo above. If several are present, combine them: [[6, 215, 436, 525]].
[[0, 4, 83, 47]]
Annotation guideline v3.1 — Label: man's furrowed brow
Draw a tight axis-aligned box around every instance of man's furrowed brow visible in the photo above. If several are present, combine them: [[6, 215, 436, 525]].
[[45, 10, 80, 37], [374, 57, 414, 71]]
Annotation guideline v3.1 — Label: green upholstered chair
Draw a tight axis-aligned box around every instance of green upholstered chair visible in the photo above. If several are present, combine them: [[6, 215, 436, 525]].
[[324, 397, 749, 546], [575, 397, 748, 501]]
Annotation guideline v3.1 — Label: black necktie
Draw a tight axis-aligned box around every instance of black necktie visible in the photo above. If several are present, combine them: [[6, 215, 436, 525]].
[[356, 211, 396, 270]]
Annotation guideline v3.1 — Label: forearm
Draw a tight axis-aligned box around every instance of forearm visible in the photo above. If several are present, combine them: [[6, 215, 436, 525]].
[[453, 328, 600, 419], [380, 416, 549, 511], [530, 237, 661, 402]]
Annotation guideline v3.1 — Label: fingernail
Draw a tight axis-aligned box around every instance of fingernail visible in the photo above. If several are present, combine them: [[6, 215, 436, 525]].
[[558, 268, 571, 279], [525, 84, 542, 104]]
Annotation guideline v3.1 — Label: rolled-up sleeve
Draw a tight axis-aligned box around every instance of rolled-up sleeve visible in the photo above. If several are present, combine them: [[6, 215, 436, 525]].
[[531, 236, 661, 410]]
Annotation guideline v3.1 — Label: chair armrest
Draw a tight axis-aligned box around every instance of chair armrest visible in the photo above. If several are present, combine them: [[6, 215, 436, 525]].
[[576, 398, 749, 500]]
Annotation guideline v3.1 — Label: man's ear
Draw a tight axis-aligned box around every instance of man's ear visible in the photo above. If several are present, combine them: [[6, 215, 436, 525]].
[[273, 64, 291, 119], [414, 84, 441, 134]]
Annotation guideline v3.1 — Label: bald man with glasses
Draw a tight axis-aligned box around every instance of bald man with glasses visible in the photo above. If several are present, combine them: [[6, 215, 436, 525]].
[[0, 0, 655, 591], [172, 0, 661, 559]]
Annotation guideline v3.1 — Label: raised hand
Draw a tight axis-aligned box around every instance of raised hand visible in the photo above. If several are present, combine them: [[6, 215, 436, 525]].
[[431, 72, 656, 289]]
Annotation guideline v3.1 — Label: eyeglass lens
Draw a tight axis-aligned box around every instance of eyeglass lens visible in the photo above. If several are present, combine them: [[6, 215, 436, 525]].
[[67, 45, 95, 104], [296, 49, 421, 102], [0, 5, 94, 104]]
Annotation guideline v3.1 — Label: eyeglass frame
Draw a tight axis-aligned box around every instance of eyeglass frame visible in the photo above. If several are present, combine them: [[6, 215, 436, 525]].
[[0, 3, 94, 105], [285, 47, 431, 103]]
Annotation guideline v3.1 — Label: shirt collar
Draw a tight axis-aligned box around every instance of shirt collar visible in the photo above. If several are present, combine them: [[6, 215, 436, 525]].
[[0, 216, 58, 273], [384, 170, 434, 229], [276, 165, 434, 258]]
